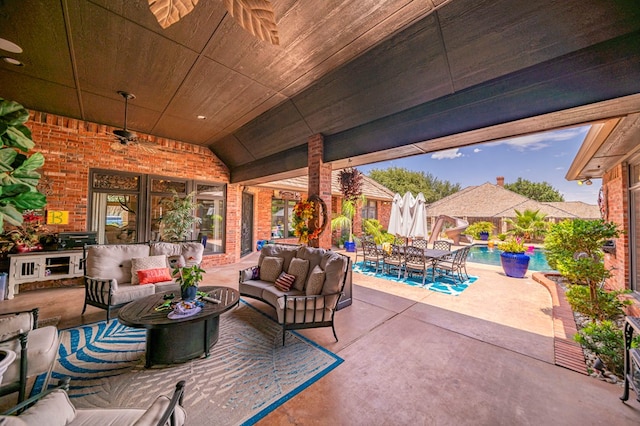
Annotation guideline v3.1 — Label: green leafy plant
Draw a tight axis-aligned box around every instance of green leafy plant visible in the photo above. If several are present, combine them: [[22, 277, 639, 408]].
[[172, 263, 205, 290], [565, 284, 631, 322], [574, 320, 640, 377], [161, 190, 202, 241], [0, 98, 47, 230], [465, 221, 494, 239], [331, 199, 356, 243], [505, 209, 549, 241], [544, 219, 620, 303], [362, 218, 394, 245], [498, 237, 526, 253]]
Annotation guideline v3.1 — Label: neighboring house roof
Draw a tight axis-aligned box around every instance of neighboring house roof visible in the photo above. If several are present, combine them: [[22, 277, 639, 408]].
[[427, 182, 599, 219], [544, 201, 601, 219], [257, 170, 395, 201]]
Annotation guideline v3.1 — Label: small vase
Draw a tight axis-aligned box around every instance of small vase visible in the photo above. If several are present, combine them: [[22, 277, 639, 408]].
[[181, 285, 198, 301], [500, 252, 530, 278]]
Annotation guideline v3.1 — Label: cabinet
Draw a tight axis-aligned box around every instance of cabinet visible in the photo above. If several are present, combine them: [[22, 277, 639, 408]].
[[6, 250, 84, 299], [621, 316, 640, 402]]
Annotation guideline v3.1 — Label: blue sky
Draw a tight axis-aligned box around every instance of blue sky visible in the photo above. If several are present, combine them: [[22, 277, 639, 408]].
[[358, 125, 600, 204]]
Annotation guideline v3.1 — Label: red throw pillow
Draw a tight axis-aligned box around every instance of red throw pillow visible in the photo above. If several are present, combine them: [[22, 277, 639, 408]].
[[275, 271, 296, 292], [137, 268, 172, 285]]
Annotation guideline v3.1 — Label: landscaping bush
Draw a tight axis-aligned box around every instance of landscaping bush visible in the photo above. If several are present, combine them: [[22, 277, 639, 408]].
[[465, 221, 494, 239], [573, 320, 639, 377], [565, 284, 630, 322]]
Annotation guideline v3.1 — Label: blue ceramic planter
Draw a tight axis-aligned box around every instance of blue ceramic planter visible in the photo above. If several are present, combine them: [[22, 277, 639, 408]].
[[479, 231, 489, 241], [344, 241, 356, 252], [500, 252, 530, 278], [181, 285, 198, 301]]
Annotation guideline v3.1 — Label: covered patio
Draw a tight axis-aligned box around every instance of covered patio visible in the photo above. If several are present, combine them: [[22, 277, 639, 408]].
[[1, 254, 639, 424]]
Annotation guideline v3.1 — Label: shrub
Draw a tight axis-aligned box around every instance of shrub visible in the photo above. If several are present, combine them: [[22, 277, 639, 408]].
[[565, 284, 631, 321], [573, 320, 634, 377], [466, 221, 494, 239], [498, 237, 526, 253]]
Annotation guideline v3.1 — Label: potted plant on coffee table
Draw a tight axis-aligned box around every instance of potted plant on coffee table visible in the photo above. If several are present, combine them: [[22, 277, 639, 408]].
[[498, 237, 530, 278], [173, 263, 205, 301]]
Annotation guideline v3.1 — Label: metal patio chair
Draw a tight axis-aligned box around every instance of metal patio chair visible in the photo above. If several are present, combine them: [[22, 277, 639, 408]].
[[434, 245, 471, 283], [362, 240, 384, 274], [403, 245, 429, 286], [383, 244, 405, 279]]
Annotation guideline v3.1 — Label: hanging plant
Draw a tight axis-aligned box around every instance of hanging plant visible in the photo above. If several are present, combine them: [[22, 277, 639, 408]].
[[338, 168, 363, 203]]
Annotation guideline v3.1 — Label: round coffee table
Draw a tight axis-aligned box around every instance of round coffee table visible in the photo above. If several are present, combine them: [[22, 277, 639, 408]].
[[118, 286, 239, 368]]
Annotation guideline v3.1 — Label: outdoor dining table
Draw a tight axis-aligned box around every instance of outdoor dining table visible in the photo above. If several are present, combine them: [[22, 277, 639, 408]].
[[393, 246, 452, 281], [420, 248, 453, 281]]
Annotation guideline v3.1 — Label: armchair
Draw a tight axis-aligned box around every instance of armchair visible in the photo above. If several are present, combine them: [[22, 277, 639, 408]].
[[1, 377, 187, 426], [0, 308, 59, 403]]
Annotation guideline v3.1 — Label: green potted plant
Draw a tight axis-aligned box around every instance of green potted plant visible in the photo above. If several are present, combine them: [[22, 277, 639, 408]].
[[173, 263, 206, 301], [161, 190, 202, 241], [0, 98, 47, 230], [333, 168, 363, 252], [331, 199, 356, 251], [498, 237, 529, 278], [466, 221, 495, 240]]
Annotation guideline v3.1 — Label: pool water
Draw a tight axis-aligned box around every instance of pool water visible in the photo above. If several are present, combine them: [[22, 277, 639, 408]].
[[467, 245, 554, 272]]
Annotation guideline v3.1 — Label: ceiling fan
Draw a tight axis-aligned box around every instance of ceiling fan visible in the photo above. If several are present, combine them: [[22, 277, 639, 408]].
[[113, 91, 137, 145]]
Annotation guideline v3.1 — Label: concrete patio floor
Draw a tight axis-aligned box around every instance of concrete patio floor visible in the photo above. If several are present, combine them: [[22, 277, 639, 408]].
[[2, 251, 640, 424]]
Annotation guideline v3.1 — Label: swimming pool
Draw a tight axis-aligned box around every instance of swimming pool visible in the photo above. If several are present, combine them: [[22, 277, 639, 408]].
[[467, 245, 554, 272]]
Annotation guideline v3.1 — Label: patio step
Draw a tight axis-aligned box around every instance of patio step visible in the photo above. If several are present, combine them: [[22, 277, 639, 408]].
[[533, 272, 588, 375]]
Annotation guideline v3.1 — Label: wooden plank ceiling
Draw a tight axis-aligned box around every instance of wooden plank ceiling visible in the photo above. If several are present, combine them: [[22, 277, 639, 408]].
[[0, 0, 639, 184]]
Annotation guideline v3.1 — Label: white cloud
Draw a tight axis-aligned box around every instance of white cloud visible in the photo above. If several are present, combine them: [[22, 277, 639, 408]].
[[431, 148, 462, 160], [485, 127, 590, 152], [555, 166, 564, 170], [473, 148, 481, 153]]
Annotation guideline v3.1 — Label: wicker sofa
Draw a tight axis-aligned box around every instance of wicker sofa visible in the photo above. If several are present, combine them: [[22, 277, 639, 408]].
[[83, 241, 204, 321], [239, 244, 350, 345]]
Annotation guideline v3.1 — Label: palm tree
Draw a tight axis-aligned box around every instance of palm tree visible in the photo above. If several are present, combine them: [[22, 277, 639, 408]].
[[331, 200, 356, 243], [506, 209, 549, 241]]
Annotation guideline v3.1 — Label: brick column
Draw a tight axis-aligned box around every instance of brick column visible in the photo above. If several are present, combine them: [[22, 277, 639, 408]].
[[308, 134, 332, 248]]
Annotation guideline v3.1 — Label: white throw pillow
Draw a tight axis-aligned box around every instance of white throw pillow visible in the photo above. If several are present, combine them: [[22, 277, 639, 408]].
[[131, 255, 168, 285]]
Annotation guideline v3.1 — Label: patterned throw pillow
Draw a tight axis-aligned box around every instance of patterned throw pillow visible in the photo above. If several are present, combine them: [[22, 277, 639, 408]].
[[250, 266, 260, 280], [306, 265, 325, 296], [288, 258, 309, 291], [137, 268, 172, 284], [259, 256, 284, 282], [131, 255, 168, 284], [275, 271, 296, 292]]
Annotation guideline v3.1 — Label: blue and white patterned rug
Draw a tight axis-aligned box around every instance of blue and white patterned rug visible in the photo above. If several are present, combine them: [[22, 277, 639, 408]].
[[352, 261, 477, 296], [34, 302, 342, 425]]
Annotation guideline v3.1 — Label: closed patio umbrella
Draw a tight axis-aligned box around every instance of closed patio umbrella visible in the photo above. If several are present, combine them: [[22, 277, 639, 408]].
[[408, 193, 428, 239], [387, 193, 404, 236], [399, 192, 416, 238]]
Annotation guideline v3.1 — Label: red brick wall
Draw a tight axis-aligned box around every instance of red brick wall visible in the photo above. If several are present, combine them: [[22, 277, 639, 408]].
[[379, 200, 391, 230], [253, 187, 275, 242], [27, 111, 239, 266], [602, 164, 629, 291], [307, 134, 332, 248]]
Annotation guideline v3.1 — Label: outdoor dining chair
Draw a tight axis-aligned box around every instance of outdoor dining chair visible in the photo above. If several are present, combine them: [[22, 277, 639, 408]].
[[383, 244, 404, 279], [403, 245, 429, 286], [411, 238, 427, 250], [362, 240, 384, 274], [432, 240, 452, 251], [434, 245, 471, 283]]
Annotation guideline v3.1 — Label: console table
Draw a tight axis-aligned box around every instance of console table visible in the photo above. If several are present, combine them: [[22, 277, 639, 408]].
[[621, 316, 640, 402], [6, 250, 84, 299]]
